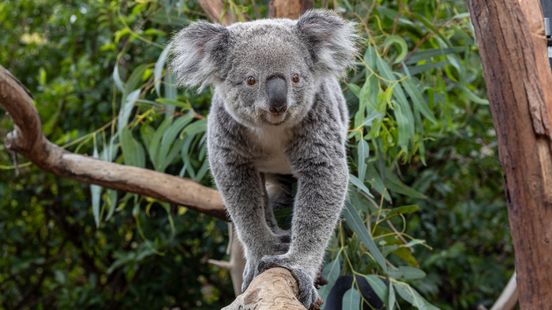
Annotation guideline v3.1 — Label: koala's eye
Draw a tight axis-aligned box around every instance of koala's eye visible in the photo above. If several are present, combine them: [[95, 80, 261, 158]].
[[245, 76, 257, 86], [291, 73, 300, 84]]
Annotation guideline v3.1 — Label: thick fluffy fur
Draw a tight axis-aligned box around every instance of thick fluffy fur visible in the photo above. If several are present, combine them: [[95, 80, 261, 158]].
[[170, 10, 356, 308]]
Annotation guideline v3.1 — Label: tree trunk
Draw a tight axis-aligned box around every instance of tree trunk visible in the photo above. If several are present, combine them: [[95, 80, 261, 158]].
[[467, 0, 552, 308]]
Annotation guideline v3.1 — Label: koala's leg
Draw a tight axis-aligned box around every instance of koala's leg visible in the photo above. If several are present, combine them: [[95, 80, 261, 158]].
[[210, 162, 289, 292], [263, 174, 295, 240], [258, 155, 348, 308]]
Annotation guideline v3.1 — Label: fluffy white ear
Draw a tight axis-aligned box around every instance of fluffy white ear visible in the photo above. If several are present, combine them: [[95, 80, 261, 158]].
[[170, 21, 229, 90], [297, 10, 358, 77]]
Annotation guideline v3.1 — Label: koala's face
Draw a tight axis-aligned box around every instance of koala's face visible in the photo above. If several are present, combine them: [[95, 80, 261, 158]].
[[220, 22, 316, 128], [171, 10, 356, 128]]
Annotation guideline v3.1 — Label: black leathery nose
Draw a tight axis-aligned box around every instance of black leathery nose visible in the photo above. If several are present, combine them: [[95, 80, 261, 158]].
[[266, 76, 288, 113]]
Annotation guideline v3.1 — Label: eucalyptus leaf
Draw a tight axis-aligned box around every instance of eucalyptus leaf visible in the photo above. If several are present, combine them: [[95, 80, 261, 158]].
[[343, 203, 387, 272], [154, 44, 171, 97], [342, 288, 361, 310], [393, 281, 439, 310]]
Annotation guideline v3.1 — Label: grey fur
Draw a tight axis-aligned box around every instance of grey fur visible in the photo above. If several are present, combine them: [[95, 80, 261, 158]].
[[170, 10, 356, 308]]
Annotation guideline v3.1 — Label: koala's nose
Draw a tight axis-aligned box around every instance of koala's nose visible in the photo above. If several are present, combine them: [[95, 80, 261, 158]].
[[266, 76, 288, 114]]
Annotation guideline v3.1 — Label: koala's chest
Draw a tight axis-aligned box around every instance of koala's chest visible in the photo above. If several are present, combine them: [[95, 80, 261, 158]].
[[248, 127, 293, 174]]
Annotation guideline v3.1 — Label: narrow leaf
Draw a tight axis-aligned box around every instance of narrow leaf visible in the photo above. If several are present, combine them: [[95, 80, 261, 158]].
[[343, 288, 361, 310], [343, 203, 387, 272]]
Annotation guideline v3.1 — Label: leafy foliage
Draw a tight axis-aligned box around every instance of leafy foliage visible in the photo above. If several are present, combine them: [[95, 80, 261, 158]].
[[0, 0, 513, 309]]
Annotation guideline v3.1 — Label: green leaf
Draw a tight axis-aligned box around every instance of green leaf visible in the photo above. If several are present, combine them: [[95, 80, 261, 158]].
[[383, 169, 426, 199], [140, 125, 155, 148], [388, 266, 426, 280], [349, 175, 374, 198], [156, 98, 192, 110], [376, 57, 415, 150], [357, 139, 368, 182], [343, 203, 387, 272], [364, 275, 388, 304], [182, 119, 207, 137], [383, 35, 408, 64], [157, 113, 194, 170], [147, 117, 172, 171], [105, 190, 118, 221], [402, 79, 436, 124], [388, 281, 396, 310], [118, 88, 141, 135], [124, 64, 149, 95], [319, 254, 341, 301], [120, 127, 146, 168], [112, 63, 125, 92], [459, 84, 489, 105], [91, 146, 102, 227], [154, 44, 171, 97], [407, 61, 448, 75], [393, 281, 439, 310], [343, 288, 361, 310], [164, 71, 177, 117], [386, 205, 420, 218], [406, 47, 465, 64], [348, 83, 361, 98]]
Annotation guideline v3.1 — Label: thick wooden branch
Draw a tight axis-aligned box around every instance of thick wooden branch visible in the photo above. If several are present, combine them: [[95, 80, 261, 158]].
[[0, 65, 227, 220], [468, 0, 552, 308], [222, 267, 308, 310]]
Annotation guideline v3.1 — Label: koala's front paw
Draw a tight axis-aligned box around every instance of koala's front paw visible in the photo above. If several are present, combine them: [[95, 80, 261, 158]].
[[257, 255, 320, 309], [241, 238, 290, 292]]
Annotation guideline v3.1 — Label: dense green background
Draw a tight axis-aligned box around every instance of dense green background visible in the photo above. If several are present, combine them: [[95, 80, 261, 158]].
[[0, 0, 514, 309]]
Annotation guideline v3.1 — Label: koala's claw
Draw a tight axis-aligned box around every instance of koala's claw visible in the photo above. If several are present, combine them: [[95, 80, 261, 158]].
[[257, 255, 320, 309]]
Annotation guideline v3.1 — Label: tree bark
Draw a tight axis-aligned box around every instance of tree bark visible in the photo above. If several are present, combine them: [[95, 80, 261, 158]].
[[222, 267, 307, 310], [269, 0, 313, 19], [468, 0, 552, 308]]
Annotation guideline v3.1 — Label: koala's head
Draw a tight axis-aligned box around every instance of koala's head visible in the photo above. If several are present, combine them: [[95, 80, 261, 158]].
[[170, 10, 356, 128]]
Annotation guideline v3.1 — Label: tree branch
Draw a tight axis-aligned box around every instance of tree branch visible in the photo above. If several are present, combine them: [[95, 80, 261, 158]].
[[0, 65, 227, 220], [222, 267, 311, 310], [490, 272, 518, 310]]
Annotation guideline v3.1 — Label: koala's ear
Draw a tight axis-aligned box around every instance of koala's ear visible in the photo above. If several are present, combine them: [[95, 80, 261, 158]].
[[170, 21, 230, 90], [297, 10, 357, 76]]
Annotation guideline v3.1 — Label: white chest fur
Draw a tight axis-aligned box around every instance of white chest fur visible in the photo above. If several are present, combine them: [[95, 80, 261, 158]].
[[248, 126, 293, 174]]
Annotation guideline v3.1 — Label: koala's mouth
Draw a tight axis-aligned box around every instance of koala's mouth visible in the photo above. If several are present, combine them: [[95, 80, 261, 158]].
[[261, 111, 289, 126]]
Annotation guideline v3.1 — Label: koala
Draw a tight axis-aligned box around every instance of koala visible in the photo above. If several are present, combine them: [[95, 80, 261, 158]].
[[170, 10, 356, 308]]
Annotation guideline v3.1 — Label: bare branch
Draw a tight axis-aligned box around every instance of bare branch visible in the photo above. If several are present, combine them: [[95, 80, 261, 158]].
[[490, 272, 518, 310], [0, 65, 227, 220]]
